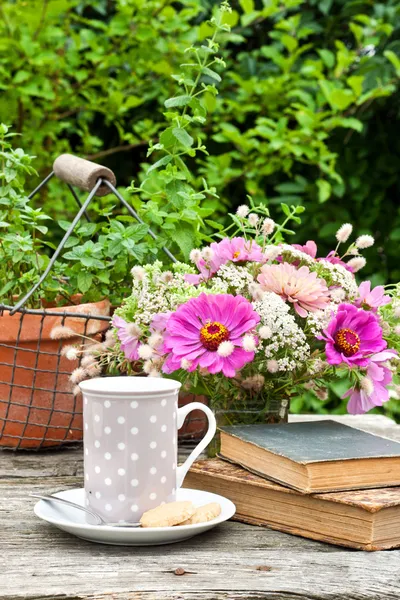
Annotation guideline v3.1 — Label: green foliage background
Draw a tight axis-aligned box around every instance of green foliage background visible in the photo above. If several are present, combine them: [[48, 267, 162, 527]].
[[1, 0, 400, 417]]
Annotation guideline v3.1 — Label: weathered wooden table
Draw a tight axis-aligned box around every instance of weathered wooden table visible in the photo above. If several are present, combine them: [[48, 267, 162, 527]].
[[2, 414, 400, 600]]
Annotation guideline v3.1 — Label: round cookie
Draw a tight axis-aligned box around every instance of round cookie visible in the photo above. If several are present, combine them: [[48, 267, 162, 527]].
[[140, 501, 196, 528], [180, 502, 221, 526]]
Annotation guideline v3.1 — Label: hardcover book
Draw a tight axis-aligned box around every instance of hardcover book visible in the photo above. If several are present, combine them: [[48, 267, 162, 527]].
[[219, 420, 400, 493], [184, 458, 400, 551]]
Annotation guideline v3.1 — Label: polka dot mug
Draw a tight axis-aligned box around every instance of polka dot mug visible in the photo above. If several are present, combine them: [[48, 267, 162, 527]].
[[79, 376, 216, 523]]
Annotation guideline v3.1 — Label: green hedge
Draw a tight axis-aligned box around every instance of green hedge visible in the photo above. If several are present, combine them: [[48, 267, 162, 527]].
[[2, 1, 400, 284]]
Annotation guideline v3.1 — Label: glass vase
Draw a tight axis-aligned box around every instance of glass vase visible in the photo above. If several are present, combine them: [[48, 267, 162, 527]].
[[207, 392, 290, 457]]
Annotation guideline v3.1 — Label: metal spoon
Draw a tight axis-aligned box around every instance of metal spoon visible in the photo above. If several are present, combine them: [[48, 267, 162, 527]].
[[30, 493, 141, 527]]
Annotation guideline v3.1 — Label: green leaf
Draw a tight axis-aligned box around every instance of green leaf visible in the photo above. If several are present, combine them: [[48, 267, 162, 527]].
[[164, 95, 191, 108], [318, 49, 335, 69], [280, 203, 291, 217], [202, 67, 221, 83], [384, 50, 400, 76], [175, 222, 196, 261], [172, 127, 194, 148], [239, 0, 254, 14], [316, 179, 331, 203], [77, 271, 93, 294], [147, 155, 173, 174]]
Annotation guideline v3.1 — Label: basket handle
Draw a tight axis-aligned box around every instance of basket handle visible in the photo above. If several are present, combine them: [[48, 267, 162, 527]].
[[53, 154, 116, 197]]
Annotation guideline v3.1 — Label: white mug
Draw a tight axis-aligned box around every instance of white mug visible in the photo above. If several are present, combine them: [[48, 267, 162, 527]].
[[79, 377, 216, 523]]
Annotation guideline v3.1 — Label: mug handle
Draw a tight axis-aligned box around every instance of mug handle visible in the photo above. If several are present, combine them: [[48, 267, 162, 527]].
[[175, 402, 216, 489]]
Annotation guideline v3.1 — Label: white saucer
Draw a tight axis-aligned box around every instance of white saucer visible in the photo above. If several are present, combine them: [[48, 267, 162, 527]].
[[33, 488, 236, 546]]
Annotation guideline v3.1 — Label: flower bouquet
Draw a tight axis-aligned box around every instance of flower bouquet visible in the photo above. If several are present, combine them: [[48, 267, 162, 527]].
[[64, 202, 400, 451]]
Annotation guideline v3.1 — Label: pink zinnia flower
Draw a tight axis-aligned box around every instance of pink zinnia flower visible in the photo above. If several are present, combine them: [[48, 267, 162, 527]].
[[354, 281, 391, 312], [112, 315, 141, 361], [185, 237, 264, 285], [318, 303, 386, 368], [257, 262, 330, 317], [343, 350, 397, 414], [162, 293, 260, 377]]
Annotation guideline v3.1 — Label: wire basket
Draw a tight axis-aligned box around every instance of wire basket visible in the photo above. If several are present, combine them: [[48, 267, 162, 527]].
[[0, 155, 207, 450]]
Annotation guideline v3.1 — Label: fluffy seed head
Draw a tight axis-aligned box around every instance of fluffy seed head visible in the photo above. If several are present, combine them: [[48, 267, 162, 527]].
[[70, 367, 87, 384], [248, 213, 259, 227], [315, 387, 328, 401], [259, 325, 272, 340], [160, 271, 174, 284], [335, 223, 353, 244], [126, 323, 142, 338], [131, 266, 146, 281], [50, 326, 76, 340], [242, 334, 257, 352], [199, 367, 210, 376], [395, 325, 400, 336], [347, 257, 366, 272], [73, 385, 81, 396], [394, 306, 400, 319], [236, 205, 249, 218], [61, 345, 78, 360], [189, 249, 202, 264], [360, 376, 374, 395], [217, 340, 235, 357], [241, 374, 265, 392], [267, 359, 279, 373], [264, 246, 281, 261], [180, 358, 192, 370], [355, 234, 374, 249], [87, 363, 101, 377], [262, 218, 275, 236], [202, 247, 215, 262], [138, 344, 153, 360], [249, 282, 264, 301], [143, 360, 153, 374], [105, 329, 116, 346], [81, 355, 96, 368], [148, 333, 163, 349], [148, 369, 161, 378]]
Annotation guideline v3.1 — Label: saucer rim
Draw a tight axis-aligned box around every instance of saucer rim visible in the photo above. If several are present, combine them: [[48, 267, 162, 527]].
[[34, 487, 236, 533]]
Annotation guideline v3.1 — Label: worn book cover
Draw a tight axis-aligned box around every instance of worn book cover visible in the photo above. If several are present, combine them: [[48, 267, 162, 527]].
[[219, 420, 400, 492], [184, 459, 400, 551]]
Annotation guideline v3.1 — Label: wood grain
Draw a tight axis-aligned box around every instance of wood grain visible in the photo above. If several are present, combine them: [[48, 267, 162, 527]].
[[1, 415, 400, 600]]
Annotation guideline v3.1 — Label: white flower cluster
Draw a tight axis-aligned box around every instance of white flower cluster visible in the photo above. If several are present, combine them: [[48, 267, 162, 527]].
[[253, 292, 310, 372], [212, 264, 255, 295], [315, 260, 358, 298], [279, 244, 315, 266], [126, 262, 199, 329], [306, 303, 336, 336]]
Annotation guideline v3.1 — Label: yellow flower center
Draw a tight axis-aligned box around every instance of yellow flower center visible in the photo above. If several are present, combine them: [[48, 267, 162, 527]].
[[200, 321, 229, 351], [233, 250, 240, 259], [334, 328, 360, 357]]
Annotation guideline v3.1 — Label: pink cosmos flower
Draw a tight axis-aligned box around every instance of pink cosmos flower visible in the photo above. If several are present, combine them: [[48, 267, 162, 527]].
[[185, 237, 264, 285], [354, 281, 391, 312], [162, 293, 260, 377], [151, 311, 171, 332], [292, 241, 317, 258], [318, 303, 386, 368], [112, 315, 141, 361], [257, 262, 330, 317], [343, 350, 397, 414]]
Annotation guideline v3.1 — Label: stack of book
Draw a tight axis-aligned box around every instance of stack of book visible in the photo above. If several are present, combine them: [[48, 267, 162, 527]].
[[184, 420, 400, 551]]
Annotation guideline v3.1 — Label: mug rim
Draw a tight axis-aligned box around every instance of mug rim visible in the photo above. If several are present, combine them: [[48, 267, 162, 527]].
[[79, 376, 181, 397]]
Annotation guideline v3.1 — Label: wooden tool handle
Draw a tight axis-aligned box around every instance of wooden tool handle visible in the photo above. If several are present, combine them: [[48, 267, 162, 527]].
[[53, 154, 116, 197]]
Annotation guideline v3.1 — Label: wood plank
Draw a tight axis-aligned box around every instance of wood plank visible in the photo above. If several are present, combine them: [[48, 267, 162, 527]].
[[1, 415, 400, 600]]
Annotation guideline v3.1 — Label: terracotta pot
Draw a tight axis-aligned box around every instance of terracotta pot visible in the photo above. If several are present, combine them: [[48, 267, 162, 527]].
[[0, 300, 110, 449]]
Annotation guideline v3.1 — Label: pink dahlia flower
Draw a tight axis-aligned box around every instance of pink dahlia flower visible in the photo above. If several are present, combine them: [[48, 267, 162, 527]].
[[318, 303, 386, 368], [112, 315, 141, 361], [257, 262, 330, 317], [354, 281, 391, 312], [162, 293, 260, 377], [344, 350, 397, 414], [185, 237, 264, 285]]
